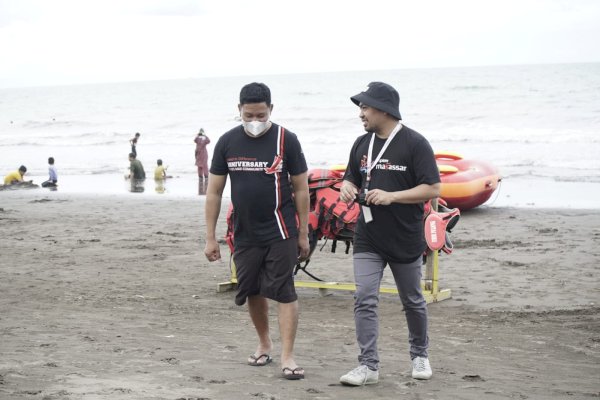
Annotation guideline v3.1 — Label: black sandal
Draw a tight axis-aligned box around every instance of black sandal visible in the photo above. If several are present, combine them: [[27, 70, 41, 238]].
[[247, 354, 272, 366], [282, 367, 305, 380]]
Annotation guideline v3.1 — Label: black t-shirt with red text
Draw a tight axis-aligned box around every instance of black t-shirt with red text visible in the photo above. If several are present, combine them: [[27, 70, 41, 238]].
[[343, 125, 440, 263], [211, 123, 308, 246]]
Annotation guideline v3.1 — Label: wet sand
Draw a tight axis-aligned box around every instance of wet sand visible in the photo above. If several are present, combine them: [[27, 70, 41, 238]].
[[0, 191, 599, 399]]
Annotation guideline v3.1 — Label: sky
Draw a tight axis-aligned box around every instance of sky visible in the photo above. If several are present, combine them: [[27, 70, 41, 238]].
[[0, 0, 599, 88]]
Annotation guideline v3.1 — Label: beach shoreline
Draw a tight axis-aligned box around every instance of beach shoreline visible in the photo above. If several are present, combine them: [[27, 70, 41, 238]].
[[0, 192, 599, 399], [3, 173, 600, 210]]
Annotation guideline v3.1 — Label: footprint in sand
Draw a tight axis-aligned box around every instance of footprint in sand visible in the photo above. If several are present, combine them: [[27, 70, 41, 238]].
[[462, 374, 485, 381]]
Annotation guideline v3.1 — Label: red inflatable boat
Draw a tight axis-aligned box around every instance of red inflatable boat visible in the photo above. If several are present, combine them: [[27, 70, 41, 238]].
[[436, 152, 501, 210]]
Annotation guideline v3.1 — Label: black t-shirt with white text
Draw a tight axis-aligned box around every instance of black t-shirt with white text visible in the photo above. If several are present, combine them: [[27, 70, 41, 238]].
[[211, 123, 308, 247], [343, 125, 440, 263]]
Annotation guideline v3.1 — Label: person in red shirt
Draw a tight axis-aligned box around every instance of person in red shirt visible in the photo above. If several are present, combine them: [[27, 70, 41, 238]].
[[194, 128, 210, 180]]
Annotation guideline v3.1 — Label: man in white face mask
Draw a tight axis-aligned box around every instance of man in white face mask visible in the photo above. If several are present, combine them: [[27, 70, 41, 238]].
[[204, 82, 310, 380]]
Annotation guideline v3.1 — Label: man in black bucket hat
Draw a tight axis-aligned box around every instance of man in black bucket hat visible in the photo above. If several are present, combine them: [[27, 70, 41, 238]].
[[350, 81, 402, 120], [339, 81, 441, 386]]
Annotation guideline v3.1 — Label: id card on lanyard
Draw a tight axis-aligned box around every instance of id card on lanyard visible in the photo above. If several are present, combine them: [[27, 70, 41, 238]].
[[362, 122, 402, 223]]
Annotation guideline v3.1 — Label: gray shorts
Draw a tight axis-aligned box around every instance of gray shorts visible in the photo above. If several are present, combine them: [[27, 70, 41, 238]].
[[233, 238, 298, 306]]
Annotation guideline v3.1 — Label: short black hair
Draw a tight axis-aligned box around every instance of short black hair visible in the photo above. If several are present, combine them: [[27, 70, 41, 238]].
[[48, 157, 54, 164], [19, 165, 27, 172], [157, 159, 162, 165], [239, 82, 271, 106], [129, 152, 136, 158]]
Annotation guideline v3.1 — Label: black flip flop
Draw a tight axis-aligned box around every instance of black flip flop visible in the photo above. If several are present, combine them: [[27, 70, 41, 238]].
[[247, 354, 272, 366], [282, 367, 305, 380]]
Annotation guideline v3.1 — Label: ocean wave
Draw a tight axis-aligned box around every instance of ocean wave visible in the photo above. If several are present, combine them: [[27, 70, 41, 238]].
[[0, 142, 44, 147], [89, 166, 122, 174], [21, 119, 94, 128], [0, 139, 122, 147], [431, 136, 600, 144], [554, 176, 600, 183], [466, 115, 486, 121], [0, 130, 129, 146], [296, 91, 323, 96], [500, 171, 600, 183], [56, 166, 124, 175], [497, 171, 545, 179], [502, 161, 536, 167], [450, 85, 497, 91]]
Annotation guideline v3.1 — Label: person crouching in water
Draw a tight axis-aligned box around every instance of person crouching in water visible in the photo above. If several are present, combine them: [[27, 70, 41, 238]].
[[42, 157, 58, 187], [4, 165, 30, 185], [127, 153, 146, 192], [128, 153, 146, 180]]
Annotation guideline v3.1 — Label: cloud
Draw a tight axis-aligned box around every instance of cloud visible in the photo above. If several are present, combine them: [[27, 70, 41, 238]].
[[123, 0, 207, 17], [1, 0, 599, 88], [0, 0, 207, 27]]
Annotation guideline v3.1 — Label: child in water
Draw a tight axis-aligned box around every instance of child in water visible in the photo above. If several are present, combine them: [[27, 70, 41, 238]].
[[41, 157, 58, 187], [154, 159, 167, 180]]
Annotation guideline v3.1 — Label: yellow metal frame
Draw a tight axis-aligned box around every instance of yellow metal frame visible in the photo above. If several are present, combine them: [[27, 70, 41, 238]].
[[217, 249, 451, 303], [217, 200, 451, 304]]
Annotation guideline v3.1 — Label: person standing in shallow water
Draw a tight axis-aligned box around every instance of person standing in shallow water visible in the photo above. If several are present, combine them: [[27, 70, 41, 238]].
[[130, 132, 140, 157], [154, 159, 167, 180], [194, 128, 210, 180]]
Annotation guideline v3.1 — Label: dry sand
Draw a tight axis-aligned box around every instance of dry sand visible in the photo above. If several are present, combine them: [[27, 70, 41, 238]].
[[0, 191, 599, 400]]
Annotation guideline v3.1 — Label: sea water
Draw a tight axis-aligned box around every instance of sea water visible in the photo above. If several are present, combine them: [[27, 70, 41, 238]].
[[1, 63, 599, 207]]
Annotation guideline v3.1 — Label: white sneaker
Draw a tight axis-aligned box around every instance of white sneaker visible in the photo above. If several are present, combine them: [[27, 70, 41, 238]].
[[340, 365, 379, 386], [411, 356, 432, 380]]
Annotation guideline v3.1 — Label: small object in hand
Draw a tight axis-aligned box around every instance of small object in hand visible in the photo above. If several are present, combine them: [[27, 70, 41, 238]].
[[355, 192, 368, 206]]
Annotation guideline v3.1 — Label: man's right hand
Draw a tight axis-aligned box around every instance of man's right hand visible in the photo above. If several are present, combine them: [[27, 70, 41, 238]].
[[204, 239, 221, 262], [339, 180, 358, 203]]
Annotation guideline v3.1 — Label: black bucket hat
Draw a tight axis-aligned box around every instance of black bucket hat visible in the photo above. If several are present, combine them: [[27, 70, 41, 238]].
[[351, 82, 402, 120]]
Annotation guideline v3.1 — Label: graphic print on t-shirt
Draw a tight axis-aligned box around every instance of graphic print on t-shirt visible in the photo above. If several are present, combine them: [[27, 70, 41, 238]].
[[226, 156, 269, 172], [225, 128, 284, 175], [359, 153, 408, 174], [373, 158, 407, 172], [360, 155, 368, 173], [264, 154, 284, 174]]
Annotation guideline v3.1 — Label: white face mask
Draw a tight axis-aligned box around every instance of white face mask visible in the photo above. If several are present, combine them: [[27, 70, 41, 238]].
[[243, 120, 270, 136]]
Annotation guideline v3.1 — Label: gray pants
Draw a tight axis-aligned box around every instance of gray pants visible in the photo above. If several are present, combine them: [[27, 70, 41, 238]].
[[353, 252, 428, 370]]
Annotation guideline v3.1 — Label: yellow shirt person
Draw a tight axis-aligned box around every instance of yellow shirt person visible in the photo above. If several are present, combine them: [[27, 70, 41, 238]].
[[4, 166, 27, 185], [154, 159, 167, 180]]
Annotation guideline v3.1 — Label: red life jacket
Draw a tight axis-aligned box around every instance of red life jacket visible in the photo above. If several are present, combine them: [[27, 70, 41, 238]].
[[314, 187, 360, 242], [307, 168, 344, 190], [225, 203, 235, 253]]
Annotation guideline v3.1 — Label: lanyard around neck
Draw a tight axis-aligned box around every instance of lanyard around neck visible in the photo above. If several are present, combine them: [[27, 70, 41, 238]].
[[366, 122, 402, 182]]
